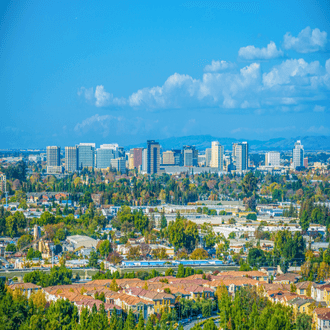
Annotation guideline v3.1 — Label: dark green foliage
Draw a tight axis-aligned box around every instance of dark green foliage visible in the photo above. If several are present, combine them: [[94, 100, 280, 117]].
[[246, 213, 257, 220], [247, 248, 266, 267], [23, 265, 72, 287]]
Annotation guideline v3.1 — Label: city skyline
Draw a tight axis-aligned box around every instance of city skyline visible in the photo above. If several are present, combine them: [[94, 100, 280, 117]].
[[1, 1, 330, 148]]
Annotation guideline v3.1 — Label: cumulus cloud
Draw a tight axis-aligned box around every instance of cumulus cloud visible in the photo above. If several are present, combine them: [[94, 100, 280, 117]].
[[79, 58, 330, 113], [238, 41, 283, 60], [262, 58, 321, 88], [284, 27, 327, 53], [78, 85, 126, 107], [204, 60, 235, 72], [128, 63, 261, 109]]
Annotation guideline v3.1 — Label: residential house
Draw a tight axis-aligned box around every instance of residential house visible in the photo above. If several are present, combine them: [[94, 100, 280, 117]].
[[9, 283, 41, 298], [313, 308, 330, 330]]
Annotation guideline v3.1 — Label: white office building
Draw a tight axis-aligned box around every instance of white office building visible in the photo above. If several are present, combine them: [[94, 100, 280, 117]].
[[265, 151, 280, 167], [292, 140, 304, 169]]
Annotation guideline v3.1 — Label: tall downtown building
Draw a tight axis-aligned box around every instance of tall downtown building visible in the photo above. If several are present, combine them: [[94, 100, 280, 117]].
[[210, 141, 224, 170], [78, 143, 95, 169], [147, 140, 160, 174], [65, 147, 78, 172], [292, 140, 304, 169], [183, 146, 198, 167], [46, 146, 60, 166], [232, 142, 248, 172], [96, 144, 115, 169], [133, 148, 143, 169]]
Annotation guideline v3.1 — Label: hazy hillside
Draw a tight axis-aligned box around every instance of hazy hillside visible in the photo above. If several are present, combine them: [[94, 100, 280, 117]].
[[126, 135, 330, 151]]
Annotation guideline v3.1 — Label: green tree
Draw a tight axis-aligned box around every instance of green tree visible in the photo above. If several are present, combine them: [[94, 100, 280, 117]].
[[176, 264, 185, 278], [300, 210, 310, 232], [296, 313, 312, 330], [98, 240, 111, 257], [88, 250, 99, 269]]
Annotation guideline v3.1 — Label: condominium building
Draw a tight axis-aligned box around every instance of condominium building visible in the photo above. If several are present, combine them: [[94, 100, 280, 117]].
[[183, 146, 198, 167], [265, 151, 280, 167], [205, 148, 212, 167], [232, 142, 248, 172], [147, 140, 160, 174], [210, 141, 224, 170], [96, 145, 115, 169], [292, 140, 304, 169], [111, 158, 126, 174], [78, 143, 95, 169], [65, 147, 78, 172], [46, 146, 60, 167]]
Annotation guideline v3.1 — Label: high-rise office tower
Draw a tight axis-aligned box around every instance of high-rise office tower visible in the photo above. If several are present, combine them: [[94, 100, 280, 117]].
[[96, 145, 115, 169], [232, 142, 248, 172], [265, 151, 280, 167], [142, 148, 147, 172], [117, 147, 125, 158], [111, 157, 126, 173], [162, 151, 175, 165], [133, 148, 143, 169], [147, 140, 160, 174], [46, 146, 60, 167], [183, 146, 198, 167], [210, 141, 224, 170], [65, 147, 78, 172], [205, 148, 212, 167], [78, 143, 95, 169], [292, 140, 304, 169]]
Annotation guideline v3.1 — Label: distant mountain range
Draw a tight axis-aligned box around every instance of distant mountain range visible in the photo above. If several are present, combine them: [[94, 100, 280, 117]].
[[126, 135, 330, 151]]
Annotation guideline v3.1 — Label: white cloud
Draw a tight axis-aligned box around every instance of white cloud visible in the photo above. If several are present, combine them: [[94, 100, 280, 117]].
[[77, 87, 94, 100], [204, 60, 235, 72], [95, 85, 111, 107], [78, 85, 126, 107], [79, 58, 330, 112], [284, 26, 327, 53], [262, 58, 321, 88], [238, 41, 283, 60], [128, 63, 261, 109], [313, 105, 326, 112]]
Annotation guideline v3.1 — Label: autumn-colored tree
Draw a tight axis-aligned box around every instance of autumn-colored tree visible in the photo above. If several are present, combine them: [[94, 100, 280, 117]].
[[190, 248, 209, 260], [109, 279, 120, 292]]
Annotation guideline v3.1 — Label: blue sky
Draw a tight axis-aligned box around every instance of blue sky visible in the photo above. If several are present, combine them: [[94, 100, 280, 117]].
[[0, 0, 329, 148]]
